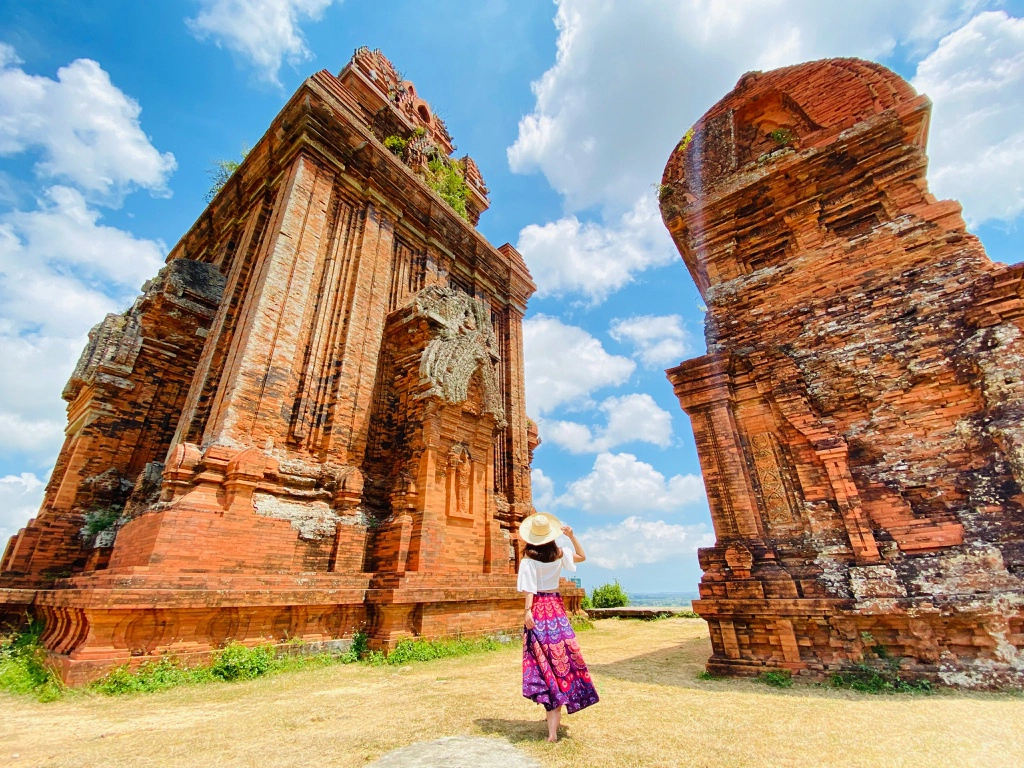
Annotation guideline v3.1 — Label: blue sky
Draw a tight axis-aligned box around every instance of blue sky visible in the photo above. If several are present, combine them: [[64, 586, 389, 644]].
[[1, 0, 1022, 594]]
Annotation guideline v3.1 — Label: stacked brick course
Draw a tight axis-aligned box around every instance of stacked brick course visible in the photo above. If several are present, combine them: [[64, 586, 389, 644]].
[[660, 59, 1024, 687], [0, 48, 549, 684]]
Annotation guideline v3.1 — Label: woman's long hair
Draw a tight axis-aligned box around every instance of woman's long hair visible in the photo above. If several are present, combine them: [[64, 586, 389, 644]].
[[523, 540, 561, 563]]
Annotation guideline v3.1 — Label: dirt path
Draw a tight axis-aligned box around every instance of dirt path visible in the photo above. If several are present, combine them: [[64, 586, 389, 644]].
[[2, 619, 1022, 768]]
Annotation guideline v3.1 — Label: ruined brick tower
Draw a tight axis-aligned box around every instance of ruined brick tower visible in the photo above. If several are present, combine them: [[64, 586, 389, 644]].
[[660, 59, 1024, 687], [0, 48, 539, 683]]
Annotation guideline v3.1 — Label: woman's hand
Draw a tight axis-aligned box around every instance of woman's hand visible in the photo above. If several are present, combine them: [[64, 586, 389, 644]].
[[524, 610, 535, 630], [562, 524, 586, 563]]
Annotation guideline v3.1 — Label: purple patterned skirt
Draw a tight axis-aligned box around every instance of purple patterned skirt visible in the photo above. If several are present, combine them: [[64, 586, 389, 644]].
[[522, 592, 599, 713]]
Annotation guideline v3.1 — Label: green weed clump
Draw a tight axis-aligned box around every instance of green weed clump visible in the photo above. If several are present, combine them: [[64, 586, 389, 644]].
[[829, 662, 933, 694], [829, 637, 933, 694], [90, 658, 212, 695], [424, 156, 471, 221], [367, 635, 504, 667], [590, 580, 629, 609], [210, 642, 276, 681], [205, 143, 250, 202], [697, 670, 723, 681], [0, 620, 66, 702], [758, 669, 794, 688], [675, 609, 701, 619], [570, 614, 595, 632], [91, 636, 369, 696], [81, 506, 122, 538], [383, 134, 408, 156]]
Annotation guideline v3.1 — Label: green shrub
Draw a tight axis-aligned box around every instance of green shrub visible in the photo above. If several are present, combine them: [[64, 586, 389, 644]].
[[347, 630, 369, 662], [424, 156, 471, 221], [758, 669, 793, 688], [209, 642, 276, 681], [383, 134, 408, 156], [580, 594, 593, 610], [90, 658, 212, 695], [768, 128, 795, 147], [0, 620, 66, 702], [676, 609, 700, 619], [81, 506, 122, 538], [590, 580, 629, 609], [205, 143, 250, 202]]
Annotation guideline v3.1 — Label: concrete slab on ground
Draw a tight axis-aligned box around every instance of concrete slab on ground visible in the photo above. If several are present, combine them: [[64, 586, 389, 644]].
[[367, 736, 540, 768]]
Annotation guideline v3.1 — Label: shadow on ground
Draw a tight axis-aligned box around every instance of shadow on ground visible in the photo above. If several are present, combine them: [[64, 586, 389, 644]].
[[588, 630, 1019, 702], [589, 634, 712, 690], [474, 717, 574, 745]]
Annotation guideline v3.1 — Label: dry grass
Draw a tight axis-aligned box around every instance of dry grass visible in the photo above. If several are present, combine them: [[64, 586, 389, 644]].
[[1, 618, 1022, 768]]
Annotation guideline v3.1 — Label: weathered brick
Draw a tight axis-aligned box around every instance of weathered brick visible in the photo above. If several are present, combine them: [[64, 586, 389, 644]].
[[0, 49, 546, 683], [661, 59, 1024, 688]]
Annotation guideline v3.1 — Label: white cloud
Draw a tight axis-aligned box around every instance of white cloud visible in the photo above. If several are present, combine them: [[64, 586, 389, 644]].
[[515, 192, 677, 302], [508, 0, 981, 215], [531, 467, 556, 511], [0, 473, 45, 550], [558, 451, 704, 514], [610, 314, 692, 368], [544, 393, 673, 454], [187, 0, 339, 86], [912, 11, 1024, 225], [582, 515, 713, 570], [0, 187, 166, 466], [0, 186, 165, 334], [0, 46, 176, 201], [523, 314, 635, 415]]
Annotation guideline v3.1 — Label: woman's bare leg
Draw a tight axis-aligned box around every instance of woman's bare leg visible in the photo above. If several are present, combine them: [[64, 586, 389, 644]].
[[545, 706, 562, 742]]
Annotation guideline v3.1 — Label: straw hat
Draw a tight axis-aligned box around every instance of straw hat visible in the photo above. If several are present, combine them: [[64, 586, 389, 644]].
[[519, 512, 563, 546]]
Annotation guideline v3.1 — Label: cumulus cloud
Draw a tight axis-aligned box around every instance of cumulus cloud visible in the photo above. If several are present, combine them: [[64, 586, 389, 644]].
[[516, 192, 675, 303], [187, 0, 339, 86], [0, 473, 45, 550], [558, 451, 704, 514], [912, 11, 1024, 225], [0, 186, 165, 334], [508, 0, 981, 214], [0, 187, 166, 466], [544, 393, 673, 454], [0, 45, 176, 201], [515, 192, 677, 302], [523, 315, 635, 415], [582, 515, 713, 570], [610, 314, 693, 368], [531, 468, 556, 510]]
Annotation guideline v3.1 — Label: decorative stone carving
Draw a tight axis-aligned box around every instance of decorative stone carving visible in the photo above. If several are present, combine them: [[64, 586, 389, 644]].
[[416, 285, 506, 427], [446, 445, 474, 519]]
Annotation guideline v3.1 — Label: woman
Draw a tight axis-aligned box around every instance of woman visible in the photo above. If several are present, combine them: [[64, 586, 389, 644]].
[[517, 512, 599, 742]]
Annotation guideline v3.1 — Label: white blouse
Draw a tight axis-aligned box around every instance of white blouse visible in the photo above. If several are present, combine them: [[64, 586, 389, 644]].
[[516, 535, 576, 594]]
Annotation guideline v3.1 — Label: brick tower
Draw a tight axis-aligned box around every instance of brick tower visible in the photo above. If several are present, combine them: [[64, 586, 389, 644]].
[[0, 48, 543, 684], [660, 59, 1024, 687]]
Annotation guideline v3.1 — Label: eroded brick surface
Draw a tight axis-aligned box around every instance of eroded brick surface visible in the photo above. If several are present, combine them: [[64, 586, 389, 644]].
[[0, 49, 552, 683], [661, 59, 1024, 688]]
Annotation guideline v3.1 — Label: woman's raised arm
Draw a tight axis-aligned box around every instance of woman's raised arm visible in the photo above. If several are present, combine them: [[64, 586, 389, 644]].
[[561, 525, 586, 563]]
